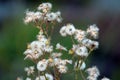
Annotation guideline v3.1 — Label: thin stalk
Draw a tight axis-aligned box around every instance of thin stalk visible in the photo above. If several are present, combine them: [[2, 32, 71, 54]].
[[75, 70, 78, 80], [80, 70, 86, 80], [38, 71, 40, 80], [71, 36, 75, 44], [50, 22, 56, 39], [44, 73, 48, 80], [54, 66, 60, 80]]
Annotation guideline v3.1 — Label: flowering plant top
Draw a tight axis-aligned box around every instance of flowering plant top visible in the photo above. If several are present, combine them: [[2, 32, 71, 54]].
[[17, 2, 110, 80]]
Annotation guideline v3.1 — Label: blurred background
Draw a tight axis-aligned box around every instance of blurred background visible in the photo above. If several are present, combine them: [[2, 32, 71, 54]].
[[0, 0, 120, 80]]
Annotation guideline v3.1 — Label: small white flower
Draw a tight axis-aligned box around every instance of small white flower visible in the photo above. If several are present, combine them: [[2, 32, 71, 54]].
[[56, 43, 67, 51], [72, 44, 79, 51], [74, 29, 86, 42], [56, 11, 61, 16], [59, 60, 67, 65], [101, 77, 110, 80], [35, 77, 40, 80], [60, 26, 67, 37], [44, 45, 53, 52], [33, 11, 43, 20], [35, 73, 53, 80], [24, 49, 33, 55], [24, 11, 43, 24], [75, 46, 88, 57], [24, 66, 34, 76], [86, 66, 100, 80], [45, 73, 54, 80], [37, 33, 47, 43], [80, 62, 86, 70], [38, 2, 52, 12], [87, 24, 99, 39], [87, 76, 97, 80], [24, 49, 42, 60], [36, 76, 45, 80], [82, 39, 99, 49], [45, 12, 57, 21], [24, 41, 46, 60], [17, 77, 23, 80], [26, 77, 31, 80], [57, 65, 67, 73], [65, 60, 72, 64], [37, 59, 48, 71], [65, 24, 76, 35], [56, 11, 62, 23], [30, 41, 43, 50], [24, 11, 34, 24], [51, 52, 62, 58], [53, 58, 61, 66]]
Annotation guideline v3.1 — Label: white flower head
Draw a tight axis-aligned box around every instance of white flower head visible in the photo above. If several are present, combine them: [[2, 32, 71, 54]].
[[57, 65, 68, 73], [80, 62, 86, 70], [38, 2, 52, 13], [30, 41, 42, 50], [51, 52, 62, 58], [82, 39, 99, 49], [87, 76, 97, 80], [56, 43, 67, 51], [24, 66, 34, 76], [86, 66, 100, 80], [37, 34, 46, 42], [36, 76, 45, 80], [56, 11, 62, 23], [65, 60, 72, 64], [74, 29, 86, 42], [101, 77, 110, 80], [53, 58, 61, 66], [60, 26, 67, 37], [65, 23, 76, 35], [26, 77, 31, 80], [87, 24, 99, 39], [24, 48, 42, 60], [36, 73, 53, 80], [17, 77, 23, 80], [24, 41, 45, 60], [75, 46, 88, 57], [44, 45, 53, 52], [72, 44, 79, 51], [45, 12, 57, 21], [24, 11, 34, 24], [58, 59, 67, 65], [37, 59, 48, 71], [24, 11, 43, 24], [45, 73, 54, 80]]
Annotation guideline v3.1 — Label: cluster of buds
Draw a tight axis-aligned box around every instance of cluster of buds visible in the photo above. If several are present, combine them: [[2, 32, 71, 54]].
[[18, 2, 110, 80]]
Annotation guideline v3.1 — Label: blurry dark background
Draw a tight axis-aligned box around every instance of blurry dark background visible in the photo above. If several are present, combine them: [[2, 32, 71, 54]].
[[0, 0, 120, 80]]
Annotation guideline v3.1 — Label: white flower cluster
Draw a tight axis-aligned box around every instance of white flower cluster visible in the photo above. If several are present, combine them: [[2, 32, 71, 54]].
[[60, 24, 99, 58], [19, 2, 111, 80], [86, 66, 100, 80], [24, 2, 62, 24], [24, 33, 53, 60], [86, 66, 110, 80]]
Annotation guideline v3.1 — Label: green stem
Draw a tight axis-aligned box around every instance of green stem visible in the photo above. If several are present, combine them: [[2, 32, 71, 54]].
[[38, 71, 40, 80], [80, 70, 86, 80], [44, 73, 48, 80], [75, 70, 78, 80], [71, 35, 75, 44]]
